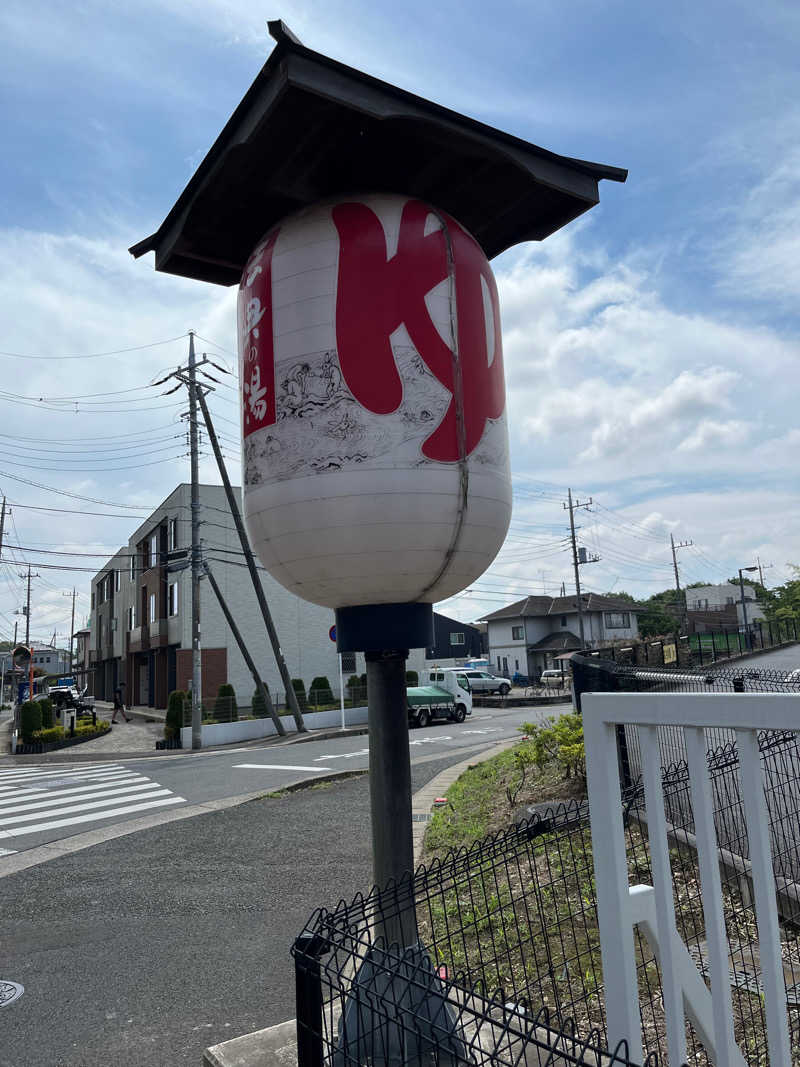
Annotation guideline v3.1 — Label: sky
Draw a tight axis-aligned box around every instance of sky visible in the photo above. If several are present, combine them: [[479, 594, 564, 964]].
[[0, 0, 798, 643]]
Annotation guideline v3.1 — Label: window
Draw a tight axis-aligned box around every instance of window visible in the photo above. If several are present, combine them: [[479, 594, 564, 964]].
[[515, 659, 519, 670], [115, 569, 120, 593], [91, 591, 95, 609], [561, 616, 567, 627], [449, 632, 464, 646], [511, 625, 524, 640], [149, 592, 156, 623], [604, 611, 631, 629], [127, 607, 134, 631], [149, 533, 158, 568], [168, 518, 178, 552], [130, 552, 136, 581], [726, 596, 735, 606], [168, 582, 178, 616], [497, 657, 501, 670], [341, 651, 356, 673]]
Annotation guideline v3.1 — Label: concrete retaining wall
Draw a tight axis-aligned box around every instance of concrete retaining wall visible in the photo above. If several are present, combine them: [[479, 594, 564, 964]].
[[180, 705, 369, 748]]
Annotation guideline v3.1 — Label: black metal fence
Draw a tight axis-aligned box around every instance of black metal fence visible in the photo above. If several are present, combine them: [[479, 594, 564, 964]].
[[293, 657, 800, 1067]]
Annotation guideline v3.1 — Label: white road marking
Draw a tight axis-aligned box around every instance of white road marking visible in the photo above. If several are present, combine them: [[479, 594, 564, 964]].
[[0, 788, 173, 827], [313, 749, 369, 762], [461, 728, 500, 735], [0, 848, 17, 856], [233, 764, 333, 772], [0, 796, 185, 839], [0, 774, 142, 807], [409, 736, 452, 745], [0, 781, 161, 816]]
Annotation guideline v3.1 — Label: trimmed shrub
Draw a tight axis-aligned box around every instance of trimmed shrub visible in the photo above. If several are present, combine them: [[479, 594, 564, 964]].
[[165, 689, 187, 740], [33, 726, 65, 743], [214, 683, 238, 723], [309, 675, 334, 706], [39, 697, 55, 729], [291, 678, 308, 711], [405, 670, 419, 686], [252, 684, 270, 718], [76, 721, 111, 738], [20, 701, 42, 744]]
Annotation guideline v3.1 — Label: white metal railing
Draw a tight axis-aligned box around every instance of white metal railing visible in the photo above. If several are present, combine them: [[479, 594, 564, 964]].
[[584, 692, 798, 1066]]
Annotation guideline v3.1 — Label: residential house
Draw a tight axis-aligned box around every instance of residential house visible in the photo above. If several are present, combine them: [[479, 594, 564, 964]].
[[424, 612, 485, 664], [483, 594, 642, 678], [685, 582, 766, 633]]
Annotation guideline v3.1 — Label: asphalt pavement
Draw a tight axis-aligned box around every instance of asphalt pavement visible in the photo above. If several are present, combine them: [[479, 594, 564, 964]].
[[0, 715, 549, 1067], [0, 706, 547, 856]]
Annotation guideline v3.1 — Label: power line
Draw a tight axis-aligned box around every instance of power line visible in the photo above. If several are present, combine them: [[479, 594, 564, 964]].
[[0, 333, 189, 361]]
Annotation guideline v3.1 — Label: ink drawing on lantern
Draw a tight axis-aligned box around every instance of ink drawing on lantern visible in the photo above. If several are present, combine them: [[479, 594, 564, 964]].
[[243, 341, 506, 486], [239, 195, 508, 488]]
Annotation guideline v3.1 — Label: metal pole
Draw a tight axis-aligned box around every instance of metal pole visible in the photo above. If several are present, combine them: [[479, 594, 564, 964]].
[[189, 332, 203, 750], [339, 652, 345, 730], [566, 489, 585, 649], [738, 568, 750, 651], [195, 384, 306, 732], [365, 649, 417, 947], [24, 565, 31, 646], [203, 562, 285, 736]]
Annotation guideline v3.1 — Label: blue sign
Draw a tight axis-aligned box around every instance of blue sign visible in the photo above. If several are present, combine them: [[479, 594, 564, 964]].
[[329, 625, 336, 642]]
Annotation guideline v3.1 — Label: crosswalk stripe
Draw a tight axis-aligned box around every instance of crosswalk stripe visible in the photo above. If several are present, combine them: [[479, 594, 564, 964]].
[[0, 795, 186, 838], [0, 762, 122, 776], [0, 782, 161, 817], [0, 788, 173, 827], [0, 771, 137, 796], [0, 775, 143, 807], [0, 766, 125, 785]]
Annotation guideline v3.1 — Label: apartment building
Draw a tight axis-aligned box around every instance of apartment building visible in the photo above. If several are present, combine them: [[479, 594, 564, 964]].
[[89, 484, 354, 708]]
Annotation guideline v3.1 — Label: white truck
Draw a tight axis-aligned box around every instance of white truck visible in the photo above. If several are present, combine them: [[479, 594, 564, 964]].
[[407, 668, 473, 727]]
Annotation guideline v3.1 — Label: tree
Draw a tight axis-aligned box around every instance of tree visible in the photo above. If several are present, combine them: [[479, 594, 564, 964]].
[[165, 690, 186, 740], [214, 683, 238, 722]]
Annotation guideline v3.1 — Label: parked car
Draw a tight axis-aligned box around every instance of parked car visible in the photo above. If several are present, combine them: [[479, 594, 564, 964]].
[[540, 669, 569, 688], [463, 669, 512, 696]]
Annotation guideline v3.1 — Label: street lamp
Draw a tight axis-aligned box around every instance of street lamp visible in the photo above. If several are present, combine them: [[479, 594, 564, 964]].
[[738, 566, 759, 649]]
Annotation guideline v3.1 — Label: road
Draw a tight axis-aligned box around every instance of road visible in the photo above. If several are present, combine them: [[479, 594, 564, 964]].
[[0, 705, 560, 1067], [0, 706, 548, 856]]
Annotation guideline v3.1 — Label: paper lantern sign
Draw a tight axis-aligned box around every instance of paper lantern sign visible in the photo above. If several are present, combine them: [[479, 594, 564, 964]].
[[238, 194, 511, 611]]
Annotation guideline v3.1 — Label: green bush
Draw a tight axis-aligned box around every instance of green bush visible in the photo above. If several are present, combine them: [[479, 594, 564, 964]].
[[518, 713, 586, 781], [165, 689, 187, 740], [20, 700, 42, 744], [291, 678, 308, 711], [252, 684, 270, 718], [75, 721, 110, 738], [309, 675, 334, 705], [39, 697, 54, 729], [33, 726, 65, 743], [214, 683, 238, 722], [405, 670, 419, 686]]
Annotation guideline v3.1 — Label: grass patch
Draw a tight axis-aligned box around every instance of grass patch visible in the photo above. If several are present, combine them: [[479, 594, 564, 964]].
[[423, 740, 585, 858]]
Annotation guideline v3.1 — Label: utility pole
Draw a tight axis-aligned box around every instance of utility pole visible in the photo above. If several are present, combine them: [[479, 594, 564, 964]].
[[755, 556, 773, 588], [188, 332, 203, 750], [670, 533, 693, 633], [20, 565, 37, 646], [63, 588, 76, 675], [562, 490, 596, 649], [0, 497, 6, 560], [194, 383, 305, 733], [156, 343, 305, 735]]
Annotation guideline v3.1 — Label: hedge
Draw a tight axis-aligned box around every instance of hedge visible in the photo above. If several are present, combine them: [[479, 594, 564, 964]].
[[214, 683, 238, 722], [20, 701, 42, 744], [309, 675, 334, 705], [165, 690, 187, 740]]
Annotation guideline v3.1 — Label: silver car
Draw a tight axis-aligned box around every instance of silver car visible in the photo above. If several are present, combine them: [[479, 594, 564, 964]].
[[464, 670, 511, 696]]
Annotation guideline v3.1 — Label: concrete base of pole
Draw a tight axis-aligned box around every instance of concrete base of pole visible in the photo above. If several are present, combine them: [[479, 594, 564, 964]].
[[365, 649, 417, 949]]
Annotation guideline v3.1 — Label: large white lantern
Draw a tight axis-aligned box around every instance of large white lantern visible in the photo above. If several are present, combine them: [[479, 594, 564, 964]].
[[238, 194, 511, 639]]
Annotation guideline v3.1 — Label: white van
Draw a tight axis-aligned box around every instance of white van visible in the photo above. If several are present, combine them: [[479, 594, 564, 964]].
[[425, 669, 473, 716], [540, 668, 568, 688]]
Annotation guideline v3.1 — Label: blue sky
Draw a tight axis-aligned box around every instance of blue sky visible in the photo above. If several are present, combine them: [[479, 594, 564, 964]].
[[0, 0, 798, 640]]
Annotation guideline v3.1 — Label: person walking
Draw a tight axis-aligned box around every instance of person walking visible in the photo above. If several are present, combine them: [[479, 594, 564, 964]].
[[111, 683, 131, 723]]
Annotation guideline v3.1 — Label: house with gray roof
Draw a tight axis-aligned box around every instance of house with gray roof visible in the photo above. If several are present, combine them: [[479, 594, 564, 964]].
[[482, 594, 642, 679]]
